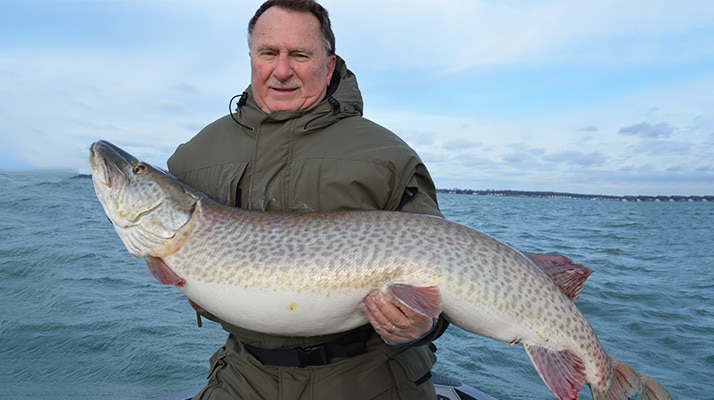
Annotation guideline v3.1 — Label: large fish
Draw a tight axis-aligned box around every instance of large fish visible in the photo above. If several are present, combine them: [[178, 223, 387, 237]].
[[89, 140, 671, 400]]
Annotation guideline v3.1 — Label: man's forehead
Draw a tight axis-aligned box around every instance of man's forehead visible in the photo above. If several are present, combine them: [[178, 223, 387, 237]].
[[253, 7, 321, 35], [251, 8, 325, 51]]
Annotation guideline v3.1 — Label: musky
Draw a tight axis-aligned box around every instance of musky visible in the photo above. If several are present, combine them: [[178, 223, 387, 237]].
[[2, 1, 713, 196]]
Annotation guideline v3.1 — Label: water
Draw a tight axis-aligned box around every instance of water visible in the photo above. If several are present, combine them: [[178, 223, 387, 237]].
[[0, 171, 711, 399]]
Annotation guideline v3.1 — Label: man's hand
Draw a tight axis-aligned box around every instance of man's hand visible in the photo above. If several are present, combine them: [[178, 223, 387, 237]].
[[362, 288, 435, 344]]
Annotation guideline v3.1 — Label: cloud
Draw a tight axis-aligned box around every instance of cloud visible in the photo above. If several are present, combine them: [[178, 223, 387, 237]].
[[579, 126, 598, 132], [500, 144, 546, 166], [617, 122, 675, 138], [542, 151, 608, 167], [626, 139, 692, 156], [442, 139, 485, 152]]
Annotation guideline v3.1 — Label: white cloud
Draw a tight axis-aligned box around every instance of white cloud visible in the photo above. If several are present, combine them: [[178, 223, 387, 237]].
[[618, 122, 675, 138]]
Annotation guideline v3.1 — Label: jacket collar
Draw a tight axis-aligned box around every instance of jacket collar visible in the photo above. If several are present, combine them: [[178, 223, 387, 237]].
[[231, 55, 363, 133]]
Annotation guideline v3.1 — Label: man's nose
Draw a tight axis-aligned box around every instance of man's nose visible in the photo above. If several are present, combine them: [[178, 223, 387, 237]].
[[273, 54, 294, 82]]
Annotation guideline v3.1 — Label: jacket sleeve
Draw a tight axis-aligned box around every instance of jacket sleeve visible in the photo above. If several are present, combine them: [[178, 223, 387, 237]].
[[412, 316, 450, 347], [393, 158, 443, 218]]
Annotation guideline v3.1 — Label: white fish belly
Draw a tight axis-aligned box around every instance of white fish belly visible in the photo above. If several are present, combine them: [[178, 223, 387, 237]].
[[441, 290, 525, 342], [180, 280, 369, 336]]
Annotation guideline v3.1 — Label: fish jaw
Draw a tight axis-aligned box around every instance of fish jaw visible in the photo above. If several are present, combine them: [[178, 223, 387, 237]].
[[88, 140, 200, 258]]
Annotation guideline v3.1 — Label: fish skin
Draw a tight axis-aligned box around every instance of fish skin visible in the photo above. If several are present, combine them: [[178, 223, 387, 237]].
[[89, 140, 671, 400]]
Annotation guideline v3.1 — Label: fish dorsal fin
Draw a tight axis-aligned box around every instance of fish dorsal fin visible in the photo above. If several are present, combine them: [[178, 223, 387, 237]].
[[524, 343, 586, 400], [523, 252, 593, 302], [389, 284, 443, 318], [145, 256, 186, 287]]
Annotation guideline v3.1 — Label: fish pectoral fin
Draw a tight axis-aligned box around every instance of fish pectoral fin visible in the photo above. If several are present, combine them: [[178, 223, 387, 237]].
[[145, 256, 186, 287], [523, 252, 593, 302], [388, 284, 442, 319], [523, 343, 586, 400]]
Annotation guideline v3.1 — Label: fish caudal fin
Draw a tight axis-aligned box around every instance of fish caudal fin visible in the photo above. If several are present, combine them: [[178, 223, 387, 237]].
[[590, 357, 672, 400], [523, 344, 586, 400], [523, 252, 593, 302], [389, 284, 443, 318], [641, 374, 673, 400]]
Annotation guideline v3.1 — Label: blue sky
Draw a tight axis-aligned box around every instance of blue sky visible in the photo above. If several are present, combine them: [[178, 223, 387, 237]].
[[1, 0, 713, 196]]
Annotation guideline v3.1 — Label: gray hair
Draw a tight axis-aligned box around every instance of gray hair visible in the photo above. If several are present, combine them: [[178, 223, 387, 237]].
[[248, 0, 336, 55]]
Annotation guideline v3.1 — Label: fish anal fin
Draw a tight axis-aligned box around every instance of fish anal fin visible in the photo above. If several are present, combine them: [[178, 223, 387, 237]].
[[523, 343, 586, 400], [388, 284, 442, 319], [145, 256, 185, 287], [523, 252, 593, 302]]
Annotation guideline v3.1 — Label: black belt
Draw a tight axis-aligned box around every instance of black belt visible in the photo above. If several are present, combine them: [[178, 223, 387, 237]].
[[242, 328, 374, 368]]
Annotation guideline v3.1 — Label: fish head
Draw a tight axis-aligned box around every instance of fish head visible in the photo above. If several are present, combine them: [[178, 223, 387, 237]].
[[88, 140, 199, 258]]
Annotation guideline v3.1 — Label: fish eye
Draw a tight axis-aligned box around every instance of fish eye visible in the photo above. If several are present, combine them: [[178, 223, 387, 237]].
[[132, 164, 146, 174]]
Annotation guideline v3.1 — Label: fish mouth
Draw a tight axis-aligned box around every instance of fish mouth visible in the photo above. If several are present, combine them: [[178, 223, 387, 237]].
[[88, 140, 137, 188], [89, 141, 166, 226], [88, 143, 111, 188]]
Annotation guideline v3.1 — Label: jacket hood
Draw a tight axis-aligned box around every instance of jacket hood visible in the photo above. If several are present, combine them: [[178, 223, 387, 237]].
[[231, 55, 363, 132]]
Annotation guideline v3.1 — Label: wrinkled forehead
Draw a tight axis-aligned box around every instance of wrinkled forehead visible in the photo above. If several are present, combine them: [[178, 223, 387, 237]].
[[249, 7, 327, 54]]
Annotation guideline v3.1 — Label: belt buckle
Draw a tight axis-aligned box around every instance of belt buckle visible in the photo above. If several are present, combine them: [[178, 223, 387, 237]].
[[296, 345, 331, 368]]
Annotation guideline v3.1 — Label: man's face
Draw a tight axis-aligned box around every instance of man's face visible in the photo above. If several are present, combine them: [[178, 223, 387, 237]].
[[249, 7, 336, 114]]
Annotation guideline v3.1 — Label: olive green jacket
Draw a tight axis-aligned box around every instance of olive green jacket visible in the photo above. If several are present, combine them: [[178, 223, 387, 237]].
[[168, 56, 446, 350], [169, 57, 441, 218]]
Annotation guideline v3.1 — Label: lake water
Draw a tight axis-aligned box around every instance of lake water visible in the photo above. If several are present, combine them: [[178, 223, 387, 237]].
[[1, 171, 711, 399]]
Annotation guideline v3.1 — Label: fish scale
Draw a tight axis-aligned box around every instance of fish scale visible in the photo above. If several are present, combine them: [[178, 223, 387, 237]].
[[89, 140, 671, 400]]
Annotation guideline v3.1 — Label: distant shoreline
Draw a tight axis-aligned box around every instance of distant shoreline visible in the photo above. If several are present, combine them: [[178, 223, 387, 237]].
[[75, 173, 712, 202], [437, 189, 714, 202]]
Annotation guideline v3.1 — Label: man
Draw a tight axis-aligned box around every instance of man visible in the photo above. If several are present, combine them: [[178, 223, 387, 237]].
[[168, 1, 446, 398]]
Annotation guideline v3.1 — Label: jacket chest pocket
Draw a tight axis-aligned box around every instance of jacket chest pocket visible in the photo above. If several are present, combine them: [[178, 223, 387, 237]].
[[227, 163, 250, 208], [193, 162, 249, 207]]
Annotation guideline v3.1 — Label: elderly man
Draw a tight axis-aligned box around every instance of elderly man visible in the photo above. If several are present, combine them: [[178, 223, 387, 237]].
[[169, 1, 446, 399]]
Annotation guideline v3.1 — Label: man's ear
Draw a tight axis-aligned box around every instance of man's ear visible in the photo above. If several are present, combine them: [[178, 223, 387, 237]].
[[326, 54, 337, 84]]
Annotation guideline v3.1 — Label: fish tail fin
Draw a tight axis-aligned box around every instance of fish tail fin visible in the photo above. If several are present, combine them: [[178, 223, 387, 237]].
[[641, 374, 673, 400], [388, 284, 442, 318], [523, 344, 586, 400], [591, 357, 672, 400]]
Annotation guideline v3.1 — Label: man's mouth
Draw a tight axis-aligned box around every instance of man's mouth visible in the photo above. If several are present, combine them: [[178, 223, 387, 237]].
[[271, 86, 298, 92]]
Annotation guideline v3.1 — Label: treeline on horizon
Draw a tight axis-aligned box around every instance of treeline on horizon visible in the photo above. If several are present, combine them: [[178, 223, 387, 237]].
[[437, 188, 714, 203], [75, 174, 711, 202]]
